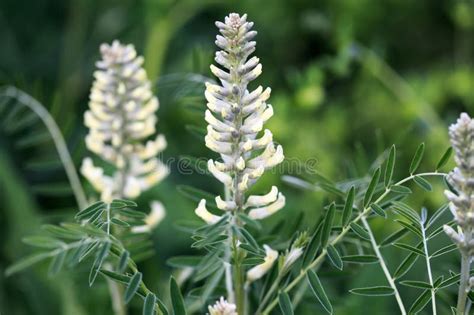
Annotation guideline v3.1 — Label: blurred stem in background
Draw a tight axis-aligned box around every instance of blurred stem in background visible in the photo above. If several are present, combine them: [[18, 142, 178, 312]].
[[144, 0, 222, 79], [1, 86, 87, 209]]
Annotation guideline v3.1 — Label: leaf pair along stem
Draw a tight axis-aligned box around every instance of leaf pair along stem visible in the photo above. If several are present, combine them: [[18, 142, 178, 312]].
[[258, 172, 446, 315]]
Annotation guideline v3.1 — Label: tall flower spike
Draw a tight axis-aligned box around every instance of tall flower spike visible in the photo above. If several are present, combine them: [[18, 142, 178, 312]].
[[444, 113, 474, 251], [195, 13, 285, 223], [81, 41, 168, 230]]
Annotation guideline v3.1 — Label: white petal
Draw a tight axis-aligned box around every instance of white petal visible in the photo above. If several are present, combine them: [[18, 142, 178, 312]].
[[208, 160, 233, 186], [248, 193, 285, 220], [195, 199, 221, 224], [246, 245, 278, 282], [215, 196, 237, 211], [246, 186, 278, 208]]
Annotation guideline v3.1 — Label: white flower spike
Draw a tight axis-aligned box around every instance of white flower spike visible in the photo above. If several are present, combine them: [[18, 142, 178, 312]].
[[81, 40, 168, 203], [194, 13, 285, 223], [444, 113, 474, 251]]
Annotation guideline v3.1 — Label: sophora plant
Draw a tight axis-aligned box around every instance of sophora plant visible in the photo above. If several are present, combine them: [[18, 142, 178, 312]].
[[4, 12, 474, 315]]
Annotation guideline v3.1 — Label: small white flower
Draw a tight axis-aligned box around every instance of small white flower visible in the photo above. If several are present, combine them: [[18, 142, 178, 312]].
[[246, 245, 278, 282], [248, 193, 286, 220], [207, 297, 237, 315], [245, 186, 279, 208], [282, 247, 304, 271], [131, 201, 166, 233], [195, 199, 222, 224]]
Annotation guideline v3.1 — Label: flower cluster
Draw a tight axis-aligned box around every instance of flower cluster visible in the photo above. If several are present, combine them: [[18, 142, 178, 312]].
[[81, 40, 168, 203], [195, 13, 285, 223], [443, 113, 474, 253], [207, 297, 238, 315]]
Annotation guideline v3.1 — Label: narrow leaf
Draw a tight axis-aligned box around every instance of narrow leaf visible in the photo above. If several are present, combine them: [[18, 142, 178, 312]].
[[342, 187, 355, 227], [349, 286, 394, 296], [393, 243, 425, 256], [326, 245, 343, 270], [125, 272, 142, 304], [143, 293, 156, 315], [364, 168, 381, 207], [436, 147, 452, 170], [48, 251, 66, 276], [118, 251, 129, 273], [394, 252, 419, 279], [341, 255, 378, 264], [350, 222, 370, 240], [409, 143, 425, 174], [400, 280, 432, 289], [75, 201, 105, 220], [408, 289, 431, 314], [170, 277, 186, 315], [390, 185, 412, 194], [307, 271, 333, 314], [100, 269, 131, 283], [413, 176, 432, 192], [89, 242, 111, 286], [278, 292, 294, 315], [380, 228, 409, 247], [384, 145, 396, 187], [321, 203, 335, 248], [370, 204, 386, 218], [430, 244, 457, 258]]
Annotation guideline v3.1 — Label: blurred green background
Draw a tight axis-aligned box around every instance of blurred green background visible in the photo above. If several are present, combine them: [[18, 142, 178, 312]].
[[0, 0, 473, 314]]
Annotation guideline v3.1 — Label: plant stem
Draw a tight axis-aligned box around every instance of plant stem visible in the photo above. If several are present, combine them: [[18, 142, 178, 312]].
[[457, 231, 472, 315], [361, 216, 406, 315], [233, 232, 245, 314], [259, 172, 445, 314], [2, 86, 88, 209], [256, 275, 283, 314], [224, 186, 236, 303], [421, 219, 436, 315]]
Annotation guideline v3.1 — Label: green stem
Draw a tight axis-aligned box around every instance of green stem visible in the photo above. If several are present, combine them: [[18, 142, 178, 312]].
[[259, 172, 445, 314], [233, 232, 245, 314], [421, 219, 437, 315], [457, 233, 472, 315], [256, 274, 283, 314], [361, 216, 406, 315], [1, 86, 88, 209]]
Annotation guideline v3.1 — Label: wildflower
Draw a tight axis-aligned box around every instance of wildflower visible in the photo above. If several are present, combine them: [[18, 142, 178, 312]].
[[282, 231, 308, 271], [444, 113, 474, 251], [131, 201, 166, 233], [81, 40, 168, 202], [195, 13, 285, 223], [208, 297, 238, 315], [246, 245, 278, 282]]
